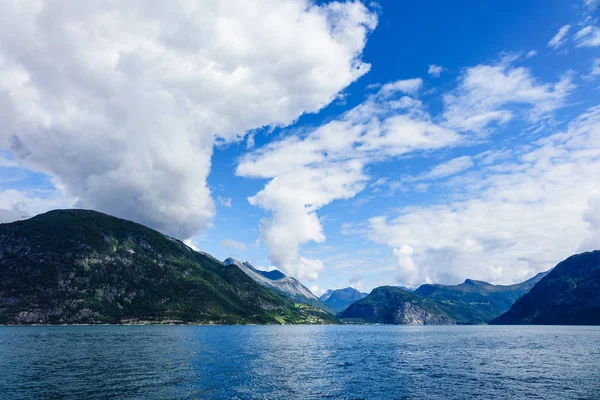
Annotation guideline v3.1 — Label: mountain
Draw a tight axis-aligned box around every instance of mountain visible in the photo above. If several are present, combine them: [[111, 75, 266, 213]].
[[490, 251, 600, 325], [319, 287, 367, 313], [414, 272, 549, 324], [224, 258, 335, 314], [338, 286, 455, 325], [0, 209, 337, 325], [338, 272, 550, 325], [320, 289, 334, 302]]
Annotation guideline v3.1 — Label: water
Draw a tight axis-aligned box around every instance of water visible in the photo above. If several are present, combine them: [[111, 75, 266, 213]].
[[1, 325, 599, 399]]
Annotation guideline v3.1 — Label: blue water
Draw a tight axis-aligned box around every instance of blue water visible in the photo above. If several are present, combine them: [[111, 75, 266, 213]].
[[1, 325, 599, 399]]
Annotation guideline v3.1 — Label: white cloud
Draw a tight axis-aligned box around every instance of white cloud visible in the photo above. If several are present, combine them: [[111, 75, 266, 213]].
[[220, 239, 247, 250], [416, 156, 474, 181], [238, 56, 577, 279], [443, 60, 575, 133], [428, 64, 444, 77], [0, 209, 28, 224], [237, 80, 459, 276], [183, 238, 201, 252], [574, 25, 600, 47], [294, 256, 324, 281], [548, 24, 571, 49], [348, 273, 364, 290], [0, 0, 377, 239], [378, 78, 423, 96], [0, 188, 72, 223], [368, 105, 600, 286], [591, 58, 600, 77], [218, 196, 232, 208], [526, 50, 537, 58], [584, 0, 599, 11], [310, 285, 327, 297], [580, 196, 600, 250], [393, 245, 422, 286]]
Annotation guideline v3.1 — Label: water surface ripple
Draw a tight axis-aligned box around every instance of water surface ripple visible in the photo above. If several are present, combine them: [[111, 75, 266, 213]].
[[1, 325, 599, 399]]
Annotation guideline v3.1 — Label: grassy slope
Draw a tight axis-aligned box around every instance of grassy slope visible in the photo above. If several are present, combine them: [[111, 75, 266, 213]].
[[0, 209, 336, 325]]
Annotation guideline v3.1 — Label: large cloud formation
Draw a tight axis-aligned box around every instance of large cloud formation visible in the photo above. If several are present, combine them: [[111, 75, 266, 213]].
[[237, 78, 459, 278], [369, 106, 600, 286], [238, 57, 576, 281], [0, 0, 376, 237]]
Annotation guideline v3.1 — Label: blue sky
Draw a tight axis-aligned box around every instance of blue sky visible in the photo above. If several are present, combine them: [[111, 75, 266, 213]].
[[1, 0, 599, 295]]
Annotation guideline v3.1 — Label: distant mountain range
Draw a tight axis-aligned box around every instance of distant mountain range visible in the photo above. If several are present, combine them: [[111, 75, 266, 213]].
[[340, 272, 549, 325], [490, 250, 600, 325], [339, 286, 455, 324], [223, 258, 335, 314], [319, 287, 367, 313], [1, 209, 599, 326], [414, 273, 548, 324], [0, 210, 336, 325]]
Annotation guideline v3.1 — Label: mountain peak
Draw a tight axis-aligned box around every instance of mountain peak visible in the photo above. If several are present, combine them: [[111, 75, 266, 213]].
[[0, 209, 337, 325], [223, 257, 244, 268], [462, 279, 492, 286], [319, 287, 368, 313]]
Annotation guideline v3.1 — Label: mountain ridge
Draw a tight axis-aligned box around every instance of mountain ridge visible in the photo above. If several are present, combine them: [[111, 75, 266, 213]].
[[0, 209, 337, 325], [490, 250, 600, 325], [338, 271, 550, 325], [223, 257, 335, 314], [413, 271, 549, 324], [319, 287, 368, 313], [339, 286, 454, 325]]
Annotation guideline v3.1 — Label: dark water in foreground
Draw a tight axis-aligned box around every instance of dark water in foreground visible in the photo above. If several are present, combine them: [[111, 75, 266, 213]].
[[1, 325, 599, 399]]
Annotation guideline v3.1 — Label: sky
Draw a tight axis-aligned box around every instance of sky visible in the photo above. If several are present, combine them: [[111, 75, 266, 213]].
[[1, 0, 600, 295]]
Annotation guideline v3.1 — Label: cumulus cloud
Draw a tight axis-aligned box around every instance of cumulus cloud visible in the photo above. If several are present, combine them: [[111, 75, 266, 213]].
[[428, 64, 444, 77], [309, 285, 327, 297], [237, 80, 459, 276], [220, 239, 247, 251], [348, 273, 364, 290], [393, 245, 422, 286], [368, 105, 600, 286], [580, 196, 600, 251], [0, 188, 72, 223], [183, 238, 201, 252], [0, 0, 377, 238], [548, 24, 571, 49], [574, 25, 600, 47], [443, 60, 575, 133], [0, 208, 29, 224], [294, 256, 324, 281]]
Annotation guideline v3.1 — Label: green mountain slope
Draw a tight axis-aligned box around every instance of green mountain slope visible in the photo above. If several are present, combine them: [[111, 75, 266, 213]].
[[0, 209, 337, 325], [414, 272, 548, 324], [338, 286, 454, 325], [490, 250, 600, 325]]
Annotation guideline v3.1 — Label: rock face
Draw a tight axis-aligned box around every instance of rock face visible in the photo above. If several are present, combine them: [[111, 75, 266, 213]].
[[338, 286, 454, 325], [338, 269, 552, 325], [319, 287, 368, 313], [224, 258, 335, 314], [490, 250, 600, 325], [414, 272, 549, 324], [0, 209, 337, 325]]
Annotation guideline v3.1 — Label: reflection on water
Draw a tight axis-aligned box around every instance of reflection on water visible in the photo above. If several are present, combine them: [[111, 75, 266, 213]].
[[1, 325, 599, 399]]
